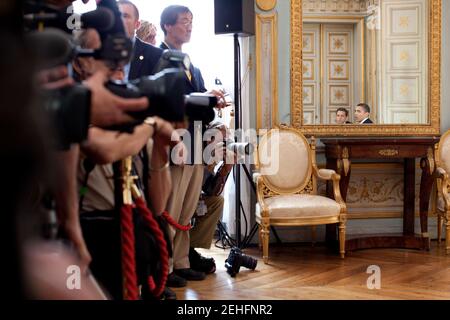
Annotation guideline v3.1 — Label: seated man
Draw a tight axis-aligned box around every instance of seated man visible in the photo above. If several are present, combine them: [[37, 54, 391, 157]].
[[189, 122, 235, 274], [335, 107, 351, 124], [354, 103, 373, 124]]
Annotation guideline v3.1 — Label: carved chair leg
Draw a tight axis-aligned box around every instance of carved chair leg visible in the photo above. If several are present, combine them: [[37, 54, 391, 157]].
[[262, 225, 270, 264], [339, 222, 346, 259], [446, 214, 450, 254], [437, 214, 443, 244], [258, 225, 263, 251], [311, 226, 316, 247]]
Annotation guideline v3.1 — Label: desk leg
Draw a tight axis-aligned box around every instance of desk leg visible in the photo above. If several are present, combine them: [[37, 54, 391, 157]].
[[326, 158, 351, 243], [420, 157, 434, 250], [326, 158, 337, 243], [404, 158, 415, 235]]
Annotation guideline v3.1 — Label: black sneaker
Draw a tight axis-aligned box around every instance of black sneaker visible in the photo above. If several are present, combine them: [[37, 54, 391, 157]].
[[166, 272, 187, 288], [189, 248, 216, 274], [174, 268, 206, 281]]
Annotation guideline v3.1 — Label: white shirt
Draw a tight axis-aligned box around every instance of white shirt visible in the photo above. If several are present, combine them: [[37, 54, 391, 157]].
[[360, 117, 370, 124], [124, 37, 136, 81]]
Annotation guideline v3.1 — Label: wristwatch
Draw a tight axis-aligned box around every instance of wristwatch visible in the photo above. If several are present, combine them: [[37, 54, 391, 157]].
[[144, 117, 157, 131]]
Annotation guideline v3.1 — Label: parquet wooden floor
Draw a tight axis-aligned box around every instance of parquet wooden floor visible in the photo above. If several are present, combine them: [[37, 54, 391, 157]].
[[173, 241, 450, 300]]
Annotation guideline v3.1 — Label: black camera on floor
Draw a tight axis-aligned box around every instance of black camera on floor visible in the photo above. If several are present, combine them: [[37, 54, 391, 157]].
[[225, 247, 257, 277]]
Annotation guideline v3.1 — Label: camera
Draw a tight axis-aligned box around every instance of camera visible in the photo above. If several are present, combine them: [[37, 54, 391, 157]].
[[225, 140, 254, 156], [41, 84, 91, 148], [105, 50, 217, 125], [224, 247, 257, 277], [105, 69, 217, 125], [24, 0, 133, 147]]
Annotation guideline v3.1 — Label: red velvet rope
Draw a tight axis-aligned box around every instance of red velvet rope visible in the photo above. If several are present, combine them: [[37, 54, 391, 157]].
[[120, 204, 139, 300], [134, 197, 169, 298], [161, 211, 192, 231]]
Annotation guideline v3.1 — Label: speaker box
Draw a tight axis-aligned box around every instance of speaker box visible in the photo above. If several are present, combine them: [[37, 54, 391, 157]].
[[214, 0, 255, 37]]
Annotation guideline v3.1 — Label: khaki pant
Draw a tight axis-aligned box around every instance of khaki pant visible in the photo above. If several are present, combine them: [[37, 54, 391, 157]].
[[166, 164, 204, 271], [190, 196, 224, 249]]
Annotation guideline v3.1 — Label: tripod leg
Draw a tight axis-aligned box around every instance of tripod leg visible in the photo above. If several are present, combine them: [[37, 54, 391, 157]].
[[242, 164, 256, 194], [240, 222, 258, 249]]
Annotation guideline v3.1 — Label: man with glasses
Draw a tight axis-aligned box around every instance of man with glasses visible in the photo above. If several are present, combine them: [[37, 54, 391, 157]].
[[159, 5, 225, 288]]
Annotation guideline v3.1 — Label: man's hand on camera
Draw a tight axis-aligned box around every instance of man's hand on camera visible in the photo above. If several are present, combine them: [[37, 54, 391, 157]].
[[37, 66, 74, 90], [83, 70, 149, 128], [212, 142, 237, 165], [151, 118, 188, 165], [209, 89, 227, 109]]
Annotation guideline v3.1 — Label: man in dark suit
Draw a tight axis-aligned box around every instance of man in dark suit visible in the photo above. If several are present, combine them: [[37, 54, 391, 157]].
[[159, 5, 225, 288], [118, 0, 163, 81], [354, 103, 373, 124]]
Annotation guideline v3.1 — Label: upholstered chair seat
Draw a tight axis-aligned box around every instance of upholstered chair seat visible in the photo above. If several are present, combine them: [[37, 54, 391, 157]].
[[256, 194, 341, 219], [254, 126, 347, 263]]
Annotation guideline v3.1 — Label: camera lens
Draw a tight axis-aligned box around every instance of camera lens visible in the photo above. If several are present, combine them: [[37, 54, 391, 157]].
[[241, 254, 257, 270]]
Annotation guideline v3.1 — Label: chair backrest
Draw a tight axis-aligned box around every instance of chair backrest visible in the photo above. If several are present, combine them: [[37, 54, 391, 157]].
[[438, 129, 450, 174], [258, 127, 313, 195]]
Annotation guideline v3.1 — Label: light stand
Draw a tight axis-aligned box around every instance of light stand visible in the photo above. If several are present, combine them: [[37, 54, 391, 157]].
[[233, 33, 243, 247]]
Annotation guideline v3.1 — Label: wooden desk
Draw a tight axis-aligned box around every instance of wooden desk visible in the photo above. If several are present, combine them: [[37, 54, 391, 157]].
[[321, 137, 439, 251]]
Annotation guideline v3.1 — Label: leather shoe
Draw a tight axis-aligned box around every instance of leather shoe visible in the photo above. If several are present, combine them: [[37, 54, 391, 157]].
[[174, 268, 206, 281], [161, 286, 177, 300], [166, 272, 187, 288], [189, 248, 216, 274]]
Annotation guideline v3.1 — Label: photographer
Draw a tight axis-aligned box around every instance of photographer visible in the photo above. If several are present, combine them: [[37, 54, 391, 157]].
[[29, 0, 154, 272], [35, 0, 151, 128], [159, 4, 226, 287], [72, 27, 183, 300], [23, 0, 182, 299], [189, 122, 236, 274]]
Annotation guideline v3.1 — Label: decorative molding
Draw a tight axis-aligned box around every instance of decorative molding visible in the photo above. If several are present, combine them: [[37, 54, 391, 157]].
[[378, 149, 399, 156], [256, 13, 279, 130], [290, 0, 441, 136], [303, 0, 369, 15], [291, 0, 303, 128], [256, 0, 277, 11]]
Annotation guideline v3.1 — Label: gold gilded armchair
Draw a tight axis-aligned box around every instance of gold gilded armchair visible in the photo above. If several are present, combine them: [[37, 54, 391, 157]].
[[254, 127, 347, 263], [434, 130, 450, 253]]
